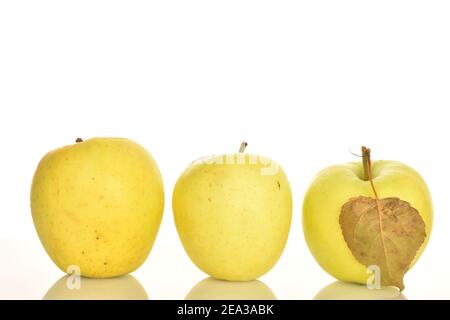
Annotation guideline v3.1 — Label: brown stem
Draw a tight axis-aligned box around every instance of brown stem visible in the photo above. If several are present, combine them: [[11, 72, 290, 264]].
[[76, 138, 84, 143], [361, 146, 371, 181], [239, 141, 248, 153], [361, 146, 379, 200]]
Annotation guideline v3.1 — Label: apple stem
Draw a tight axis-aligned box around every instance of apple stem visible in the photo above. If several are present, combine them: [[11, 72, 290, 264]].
[[239, 142, 248, 153], [361, 146, 371, 181], [362, 146, 380, 200], [75, 138, 84, 143]]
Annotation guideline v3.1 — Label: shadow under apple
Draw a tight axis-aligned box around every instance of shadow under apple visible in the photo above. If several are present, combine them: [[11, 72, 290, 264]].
[[186, 277, 276, 300], [43, 274, 149, 300], [314, 281, 407, 300]]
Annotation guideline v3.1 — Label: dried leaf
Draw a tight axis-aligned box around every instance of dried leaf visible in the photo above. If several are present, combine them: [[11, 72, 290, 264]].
[[340, 196, 426, 291]]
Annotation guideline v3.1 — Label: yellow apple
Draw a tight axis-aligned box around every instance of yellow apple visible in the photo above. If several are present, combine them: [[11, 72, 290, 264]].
[[172, 143, 292, 281], [303, 147, 433, 286], [31, 137, 164, 278]]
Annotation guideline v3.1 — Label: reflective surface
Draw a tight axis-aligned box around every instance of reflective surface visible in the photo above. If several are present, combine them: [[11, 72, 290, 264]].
[[314, 281, 407, 300], [186, 277, 276, 300], [44, 275, 149, 300]]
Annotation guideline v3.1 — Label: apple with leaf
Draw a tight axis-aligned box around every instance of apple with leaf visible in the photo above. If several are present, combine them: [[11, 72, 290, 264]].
[[303, 146, 432, 290]]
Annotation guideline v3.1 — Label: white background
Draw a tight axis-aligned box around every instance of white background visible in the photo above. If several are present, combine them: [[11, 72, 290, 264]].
[[1, 1, 449, 300]]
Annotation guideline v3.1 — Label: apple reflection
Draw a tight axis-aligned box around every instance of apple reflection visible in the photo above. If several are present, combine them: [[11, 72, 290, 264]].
[[186, 277, 276, 300], [314, 281, 407, 300], [44, 275, 149, 300]]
